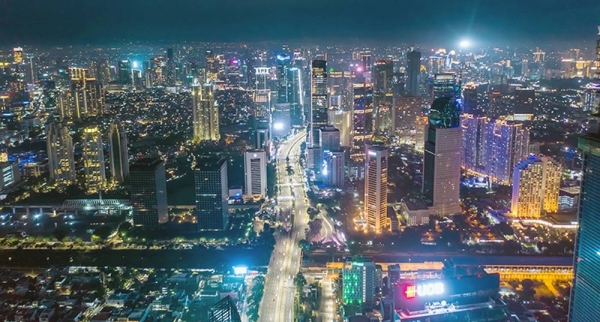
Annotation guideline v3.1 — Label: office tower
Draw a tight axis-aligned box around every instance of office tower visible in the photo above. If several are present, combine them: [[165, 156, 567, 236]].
[[95, 58, 112, 85], [460, 115, 488, 173], [422, 96, 462, 215], [208, 296, 241, 322], [352, 82, 374, 156], [373, 60, 394, 133], [287, 67, 304, 127], [69, 68, 102, 118], [319, 126, 341, 152], [254, 127, 269, 150], [323, 150, 345, 188], [486, 120, 530, 185], [82, 126, 106, 193], [205, 50, 219, 82], [0, 148, 7, 162], [194, 157, 229, 231], [130, 158, 168, 230], [276, 53, 292, 103], [462, 83, 480, 115], [431, 73, 457, 99], [511, 155, 561, 218], [118, 60, 131, 85], [328, 107, 353, 147], [364, 144, 389, 233], [165, 48, 175, 86], [328, 70, 355, 111], [342, 260, 376, 305], [13, 47, 23, 64], [108, 122, 129, 183], [244, 150, 267, 197], [406, 50, 421, 96], [0, 162, 20, 190], [310, 60, 328, 147], [192, 80, 220, 142], [46, 121, 76, 187], [514, 87, 535, 120]]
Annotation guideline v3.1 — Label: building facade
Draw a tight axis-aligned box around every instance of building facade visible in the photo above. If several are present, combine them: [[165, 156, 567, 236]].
[[511, 155, 561, 218], [130, 158, 168, 230], [192, 80, 220, 142], [108, 122, 129, 183], [194, 157, 229, 231], [82, 126, 106, 193], [244, 150, 267, 197], [46, 121, 76, 188], [364, 145, 389, 233]]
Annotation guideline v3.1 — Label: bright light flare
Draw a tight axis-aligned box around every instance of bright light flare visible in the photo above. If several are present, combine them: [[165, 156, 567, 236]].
[[459, 40, 470, 48], [274, 122, 284, 131]]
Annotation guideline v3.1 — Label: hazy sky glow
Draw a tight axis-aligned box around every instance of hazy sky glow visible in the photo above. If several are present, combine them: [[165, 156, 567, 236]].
[[1, 0, 599, 45]]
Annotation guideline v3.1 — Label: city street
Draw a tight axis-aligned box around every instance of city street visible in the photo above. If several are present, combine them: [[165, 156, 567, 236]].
[[259, 131, 309, 322], [317, 279, 338, 322]]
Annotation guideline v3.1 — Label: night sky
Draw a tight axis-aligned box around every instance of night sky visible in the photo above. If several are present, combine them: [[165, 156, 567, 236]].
[[1, 0, 599, 45]]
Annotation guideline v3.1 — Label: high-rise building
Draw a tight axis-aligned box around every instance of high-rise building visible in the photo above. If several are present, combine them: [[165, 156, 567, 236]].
[[118, 60, 131, 85], [13, 47, 23, 64], [422, 96, 462, 215], [513, 87, 535, 120], [0, 162, 20, 190], [310, 60, 328, 147], [69, 68, 103, 118], [46, 120, 76, 188], [130, 157, 168, 230], [108, 122, 129, 183], [244, 150, 267, 197], [352, 82, 374, 157], [462, 83, 481, 115], [287, 67, 304, 127], [373, 60, 394, 133], [395, 96, 424, 134], [406, 50, 421, 97], [319, 126, 341, 152], [194, 157, 229, 231], [82, 126, 106, 193], [208, 296, 241, 322], [328, 107, 353, 147], [323, 150, 345, 188], [511, 155, 561, 218], [192, 80, 220, 142], [431, 73, 457, 100], [272, 103, 291, 137], [342, 260, 376, 305], [461, 115, 488, 174], [486, 120, 530, 185], [414, 115, 428, 152], [165, 48, 175, 87], [364, 144, 389, 233]]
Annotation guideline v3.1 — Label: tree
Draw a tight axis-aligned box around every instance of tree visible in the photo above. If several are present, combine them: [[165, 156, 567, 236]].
[[118, 222, 132, 236], [305, 218, 323, 241], [93, 226, 114, 241], [294, 272, 307, 289], [52, 228, 69, 242], [298, 239, 311, 251]]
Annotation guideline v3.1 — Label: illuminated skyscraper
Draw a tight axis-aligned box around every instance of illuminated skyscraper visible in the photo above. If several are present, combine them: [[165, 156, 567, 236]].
[[395, 96, 425, 134], [461, 114, 488, 173], [69, 68, 103, 118], [342, 260, 376, 305], [310, 60, 328, 147], [194, 157, 229, 231], [485, 120, 530, 185], [165, 48, 175, 86], [414, 115, 428, 152], [431, 73, 457, 100], [82, 126, 106, 193], [108, 122, 129, 183], [570, 29, 600, 322], [208, 296, 241, 322], [352, 82, 374, 158], [244, 150, 267, 197], [406, 50, 421, 97], [422, 96, 462, 215], [130, 158, 168, 230], [511, 155, 561, 218], [13, 47, 23, 64], [118, 60, 131, 85], [373, 60, 394, 133], [192, 80, 220, 142], [364, 144, 389, 233], [206, 50, 219, 82], [462, 83, 481, 115], [46, 120, 76, 188], [323, 150, 345, 188]]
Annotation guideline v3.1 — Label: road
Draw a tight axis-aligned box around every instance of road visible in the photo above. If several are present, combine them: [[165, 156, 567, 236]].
[[317, 279, 339, 322], [259, 131, 309, 322]]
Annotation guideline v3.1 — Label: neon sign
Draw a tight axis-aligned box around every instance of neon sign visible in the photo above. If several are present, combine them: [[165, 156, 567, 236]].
[[404, 282, 445, 299]]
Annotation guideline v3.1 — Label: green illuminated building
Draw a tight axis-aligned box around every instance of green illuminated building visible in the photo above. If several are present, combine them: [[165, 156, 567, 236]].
[[342, 260, 376, 305]]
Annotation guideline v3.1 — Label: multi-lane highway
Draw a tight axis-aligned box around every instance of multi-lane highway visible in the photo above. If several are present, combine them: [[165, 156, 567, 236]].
[[259, 131, 309, 322]]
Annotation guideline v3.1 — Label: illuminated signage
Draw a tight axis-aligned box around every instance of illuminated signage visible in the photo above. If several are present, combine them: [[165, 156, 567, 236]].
[[255, 67, 270, 75], [368, 151, 377, 156], [233, 266, 248, 275], [404, 282, 445, 299]]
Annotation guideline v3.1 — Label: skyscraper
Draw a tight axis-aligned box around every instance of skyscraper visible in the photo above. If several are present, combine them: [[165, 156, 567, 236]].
[[310, 60, 328, 147], [108, 122, 129, 183], [244, 150, 267, 197], [13, 47, 23, 64], [319, 126, 341, 152], [342, 260, 376, 305], [431, 73, 457, 100], [485, 120, 530, 185], [194, 157, 229, 231], [46, 120, 76, 188], [422, 96, 462, 215], [406, 50, 421, 97], [460, 114, 488, 174], [82, 126, 106, 193], [130, 157, 168, 230], [192, 80, 220, 142], [118, 60, 131, 85], [208, 296, 241, 322], [69, 68, 103, 118], [165, 48, 175, 87], [352, 82, 374, 158], [373, 60, 394, 133], [364, 144, 389, 233], [324, 150, 345, 188], [569, 29, 600, 321], [511, 155, 561, 218]]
